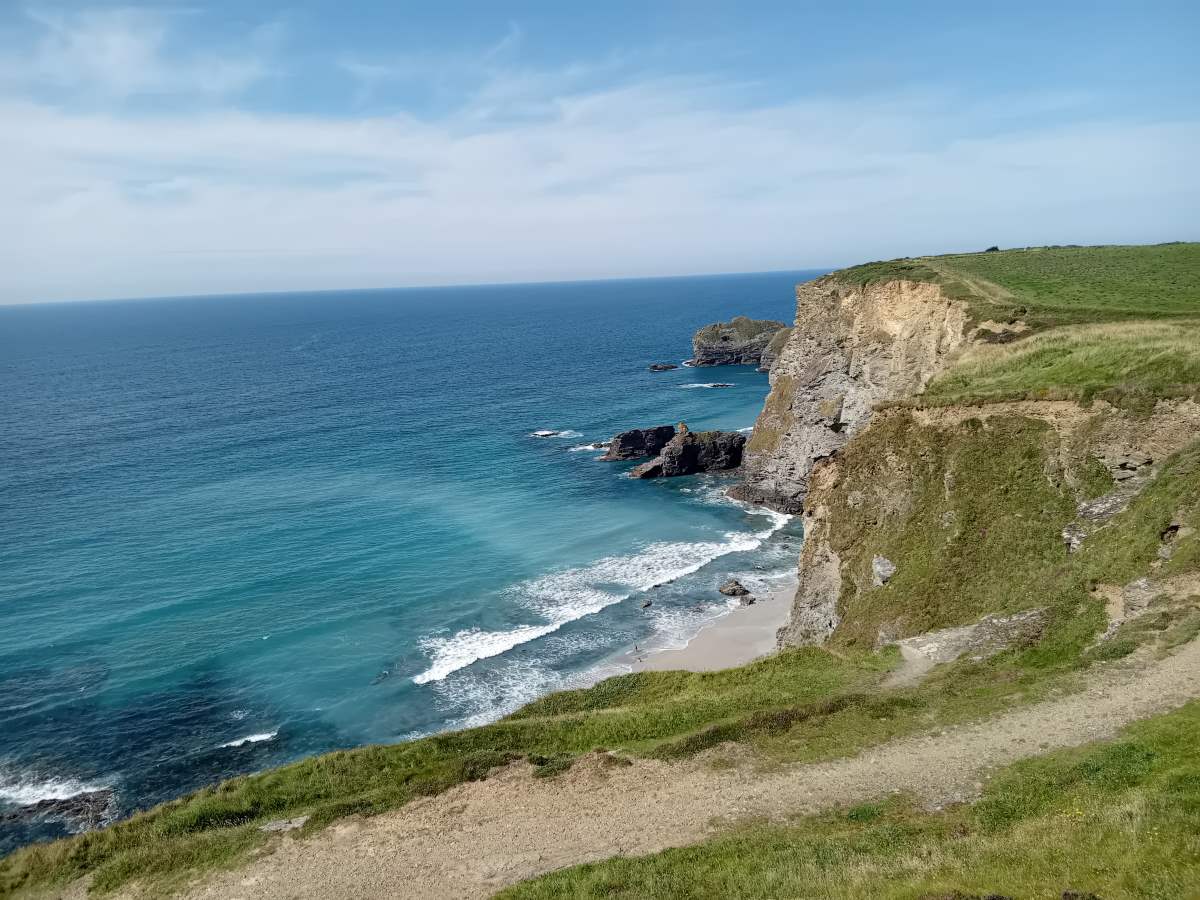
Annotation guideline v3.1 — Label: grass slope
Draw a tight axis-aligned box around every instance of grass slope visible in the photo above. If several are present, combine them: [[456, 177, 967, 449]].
[[838, 244, 1200, 406], [920, 321, 1200, 408], [501, 701, 1200, 900]]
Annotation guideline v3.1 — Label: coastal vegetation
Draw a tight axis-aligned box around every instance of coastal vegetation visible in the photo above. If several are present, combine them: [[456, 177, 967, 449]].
[[4, 242, 1200, 897]]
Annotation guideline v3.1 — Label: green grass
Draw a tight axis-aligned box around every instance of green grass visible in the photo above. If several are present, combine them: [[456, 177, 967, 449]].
[[836, 243, 1200, 330], [944, 243, 1200, 327], [919, 321, 1200, 408], [500, 701, 1200, 900]]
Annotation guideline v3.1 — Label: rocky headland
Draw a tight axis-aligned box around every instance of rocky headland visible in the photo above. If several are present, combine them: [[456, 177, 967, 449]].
[[689, 316, 788, 367]]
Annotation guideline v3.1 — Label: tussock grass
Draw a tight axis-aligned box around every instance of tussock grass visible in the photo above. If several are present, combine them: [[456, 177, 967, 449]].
[[501, 702, 1200, 899], [921, 321, 1200, 407]]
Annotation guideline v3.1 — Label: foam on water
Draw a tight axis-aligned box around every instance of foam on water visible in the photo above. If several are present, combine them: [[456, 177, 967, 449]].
[[412, 505, 791, 685], [0, 770, 110, 807], [218, 731, 278, 749], [679, 383, 734, 389]]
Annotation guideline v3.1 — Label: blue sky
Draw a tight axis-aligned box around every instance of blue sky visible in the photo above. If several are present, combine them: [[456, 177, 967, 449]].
[[1, 1, 1197, 303]]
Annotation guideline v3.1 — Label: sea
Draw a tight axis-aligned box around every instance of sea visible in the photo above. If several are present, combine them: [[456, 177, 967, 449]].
[[0, 270, 821, 853]]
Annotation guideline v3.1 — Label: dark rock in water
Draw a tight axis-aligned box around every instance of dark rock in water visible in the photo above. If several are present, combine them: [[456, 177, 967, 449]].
[[740, 595, 757, 606], [641, 600, 653, 609], [648, 363, 678, 371], [689, 316, 788, 367], [629, 458, 664, 478], [602, 425, 677, 461], [0, 789, 115, 831], [719, 579, 751, 597], [631, 430, 746, 479]]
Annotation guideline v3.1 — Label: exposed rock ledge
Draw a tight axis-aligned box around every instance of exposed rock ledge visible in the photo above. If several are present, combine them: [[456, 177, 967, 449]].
[[689, 316, 788, 367]]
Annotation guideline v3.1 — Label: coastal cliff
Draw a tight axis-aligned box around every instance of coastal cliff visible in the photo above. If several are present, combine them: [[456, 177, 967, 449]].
[[740, 246, 1200, 654], [730, 275, 970, 512]]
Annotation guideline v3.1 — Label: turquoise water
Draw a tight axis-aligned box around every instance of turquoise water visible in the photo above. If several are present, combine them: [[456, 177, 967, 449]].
[[0, 271, 819, 851]]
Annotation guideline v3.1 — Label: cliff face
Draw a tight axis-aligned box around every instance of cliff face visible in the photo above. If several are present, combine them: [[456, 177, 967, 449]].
[[690, 316, 788, 367], [731, 277, 970, 512], [757, 326, 792, 372], [779, 399, 1200, 648]]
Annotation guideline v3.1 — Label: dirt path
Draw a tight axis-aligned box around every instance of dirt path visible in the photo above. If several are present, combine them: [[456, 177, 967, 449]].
[[127, 639, 1200, 900], [924, 259, 1017, 310]]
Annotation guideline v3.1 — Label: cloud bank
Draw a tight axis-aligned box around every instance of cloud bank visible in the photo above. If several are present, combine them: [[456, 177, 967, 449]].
[[0, 7, 1196, 303]]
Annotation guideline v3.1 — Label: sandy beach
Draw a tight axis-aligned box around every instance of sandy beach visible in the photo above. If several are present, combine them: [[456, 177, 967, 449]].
[[616, 576, 796, 673]]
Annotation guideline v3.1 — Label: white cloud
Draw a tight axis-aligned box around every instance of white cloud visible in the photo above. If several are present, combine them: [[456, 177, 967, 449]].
[[0, 10, 1195, 303], [0, 6, 270, 99]]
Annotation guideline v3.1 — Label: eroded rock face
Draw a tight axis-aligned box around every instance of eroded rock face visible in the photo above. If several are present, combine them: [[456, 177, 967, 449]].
[[629, 430, 746, 478], [731, 277, 970, 512], [757, 326, 792, 372], [601, 425, 677, 461], [690, 317, 788, 367]]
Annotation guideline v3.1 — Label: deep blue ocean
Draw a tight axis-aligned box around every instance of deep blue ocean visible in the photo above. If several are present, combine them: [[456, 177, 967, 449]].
[[0, 271, 819, 852]]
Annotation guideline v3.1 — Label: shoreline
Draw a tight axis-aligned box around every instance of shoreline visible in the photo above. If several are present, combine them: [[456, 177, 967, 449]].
[[614, 575, 797, 673]]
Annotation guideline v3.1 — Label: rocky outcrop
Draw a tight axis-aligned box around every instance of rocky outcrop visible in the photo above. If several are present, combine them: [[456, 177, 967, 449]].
[[601, 425, 677, 461], [757, 326, 792, 372], [648, 364, 678, 372], [689, 317, 788, 367], [630, 430, 746, 478], [731, 277, 971, 512], [0, 789, 115, 832], [718, 579, 750, 596]]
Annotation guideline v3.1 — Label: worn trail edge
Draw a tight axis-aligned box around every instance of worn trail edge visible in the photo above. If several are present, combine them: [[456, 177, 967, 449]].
[[116, 640, 1200, 900]]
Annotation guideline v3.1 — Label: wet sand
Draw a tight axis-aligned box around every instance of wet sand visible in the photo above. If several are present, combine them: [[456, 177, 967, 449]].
[[620, 577, 796, 672]]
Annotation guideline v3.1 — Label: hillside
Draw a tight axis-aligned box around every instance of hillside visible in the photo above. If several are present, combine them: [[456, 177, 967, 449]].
[[3, 243, 1199, 899]]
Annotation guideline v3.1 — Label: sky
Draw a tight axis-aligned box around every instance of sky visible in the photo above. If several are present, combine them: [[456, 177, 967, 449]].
[[1, 1, 1198, 304]]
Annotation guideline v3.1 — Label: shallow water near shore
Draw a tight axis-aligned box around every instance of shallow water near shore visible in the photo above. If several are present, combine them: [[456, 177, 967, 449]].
[[0, 271, 818, 852]]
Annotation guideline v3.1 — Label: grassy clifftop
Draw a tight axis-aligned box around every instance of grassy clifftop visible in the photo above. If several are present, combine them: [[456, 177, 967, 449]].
[[837, 243, 1200, 408], [835, 242, 1200, 330]]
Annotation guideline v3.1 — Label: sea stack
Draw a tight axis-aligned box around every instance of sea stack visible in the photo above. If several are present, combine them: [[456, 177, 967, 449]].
[[629, 430, 746, 478], [689, 316, 788, 367]]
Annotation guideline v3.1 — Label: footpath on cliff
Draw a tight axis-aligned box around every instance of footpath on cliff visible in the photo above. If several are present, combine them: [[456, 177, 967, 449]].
[[131, 635, 1200, 900]]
